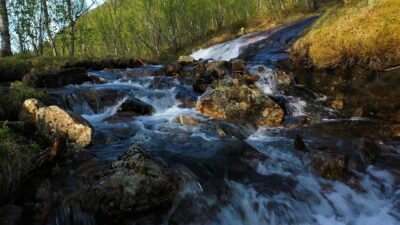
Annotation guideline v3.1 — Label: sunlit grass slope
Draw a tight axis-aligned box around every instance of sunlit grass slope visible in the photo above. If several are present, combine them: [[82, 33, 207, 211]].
[[291, 0, 400, 70]]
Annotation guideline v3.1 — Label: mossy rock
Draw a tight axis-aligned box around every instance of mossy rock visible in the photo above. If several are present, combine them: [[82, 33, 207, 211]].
[[0, 82, 48, 121]]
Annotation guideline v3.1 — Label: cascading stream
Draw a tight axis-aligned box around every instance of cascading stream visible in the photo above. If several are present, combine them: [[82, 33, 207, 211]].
[[47, 18, 400, 225]]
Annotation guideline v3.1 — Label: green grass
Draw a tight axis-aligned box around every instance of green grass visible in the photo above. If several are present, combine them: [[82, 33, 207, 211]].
[[0, 81, 48, 121], [0, 122, 40, 202], [291, 0, 400, 70]]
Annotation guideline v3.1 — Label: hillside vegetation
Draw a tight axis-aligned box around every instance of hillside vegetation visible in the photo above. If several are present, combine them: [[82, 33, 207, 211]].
[[291, 0, 400, 70], [52, 0, 336, 60]]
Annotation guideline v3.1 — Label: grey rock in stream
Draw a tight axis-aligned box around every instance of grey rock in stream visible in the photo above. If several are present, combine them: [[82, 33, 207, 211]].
[[94, 145, 182, 217]]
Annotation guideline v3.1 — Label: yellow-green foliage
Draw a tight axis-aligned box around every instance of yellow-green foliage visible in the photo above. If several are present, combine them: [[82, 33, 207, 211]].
[[291, 0, 400, 70], [0, 122, 39, 201]]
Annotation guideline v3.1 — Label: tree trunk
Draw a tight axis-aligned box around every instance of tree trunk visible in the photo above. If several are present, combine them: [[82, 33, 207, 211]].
[[66, 0, 75, 57], [0, 0, 12, 56], [69, 22, 76, 57], [42, 0, 58, 56]]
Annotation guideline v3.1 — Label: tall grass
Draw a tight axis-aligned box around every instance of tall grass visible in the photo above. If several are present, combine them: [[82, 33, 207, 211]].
[[0, 122, 40, 202]]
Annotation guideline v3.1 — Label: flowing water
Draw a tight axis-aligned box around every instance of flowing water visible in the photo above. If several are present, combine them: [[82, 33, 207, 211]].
[[48, 18, 400, 225]]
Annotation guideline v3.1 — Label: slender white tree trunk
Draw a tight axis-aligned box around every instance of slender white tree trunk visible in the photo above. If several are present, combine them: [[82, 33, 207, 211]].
[[0, 0, 12, 56]]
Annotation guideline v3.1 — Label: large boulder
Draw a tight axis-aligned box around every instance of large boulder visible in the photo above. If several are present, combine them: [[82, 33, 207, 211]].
[[196, 85, 284, 127], [19, 99, 93, 149], [94, 145, 182, 217], [22, 68, 102, 88]]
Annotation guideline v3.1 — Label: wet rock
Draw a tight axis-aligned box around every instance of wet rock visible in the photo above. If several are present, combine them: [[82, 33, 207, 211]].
[[124, 66, 164, 77], [192, 61, 230, 93], [392, 111, 400, 123], [283, 116, 310, 128], [331, 98, 344, 110], [243, 74, 260, 84], [94, 145, 182, 217], [19, 98, 45, 124], [117, 98, 155, 116], [164, 63, 182, 77], [0, 205, 23, 225], [294, 67, 400, 119], [213, 121, 254, 139], [193, 62, 207, 76], [22, 68, 101, 88], [311, 154, 348, 180], [274, 69, 294, 85], [175, 86, 198, 108], [73, 88, 126, 113], [149, 76, 177, 89], [20, 99, 93, 149], [393, 128, 400, 138], [356, 137, 381, 163], [232, 60, 247, 78], [196, 85, 284, 127], [178, 55, 195, 65], [206, 60, 230, 78], [192, 76, 213, 93], [176, 115, 200, 127], [31, 180, 52, 225], [294, 135, 309, 152]]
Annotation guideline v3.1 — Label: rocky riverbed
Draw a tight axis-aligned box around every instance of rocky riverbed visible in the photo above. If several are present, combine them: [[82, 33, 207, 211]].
[[0, 18, 399, 225]]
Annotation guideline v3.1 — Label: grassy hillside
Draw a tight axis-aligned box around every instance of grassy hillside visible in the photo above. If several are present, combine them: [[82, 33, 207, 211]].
[[291, 0, 400, 70]]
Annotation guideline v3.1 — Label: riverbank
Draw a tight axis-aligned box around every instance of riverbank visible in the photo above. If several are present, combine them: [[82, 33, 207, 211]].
[[290, 0, 400, 70]]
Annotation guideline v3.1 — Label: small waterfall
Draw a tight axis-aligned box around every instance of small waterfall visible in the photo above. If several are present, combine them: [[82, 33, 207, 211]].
[[286, 98, 307, 116], [250, 65, 278, 95], [191, 32, 272, 61], [50, 204, 95, 225], [82, 97, 127, 123], [59, 93, 95, 115]]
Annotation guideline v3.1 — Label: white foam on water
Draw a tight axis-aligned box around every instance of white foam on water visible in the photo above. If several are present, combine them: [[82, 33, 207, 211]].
[[191, 33, 270, 61], [82, 97, 127, 123], [214, 129, 400, 225], [250, 65, 277, 95], [286, 98, 308, 116]]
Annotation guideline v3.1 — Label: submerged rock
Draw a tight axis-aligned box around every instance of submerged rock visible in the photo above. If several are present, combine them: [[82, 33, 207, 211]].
[[164, 63, 182, 77], [196, 85, 284, 127], [19, 99, 93, 149], [22, 68, 102, 88], [117, 98, 155, 116], [94, 145, 182, 217]]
